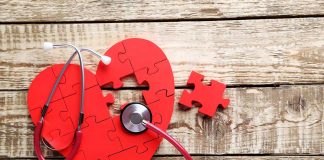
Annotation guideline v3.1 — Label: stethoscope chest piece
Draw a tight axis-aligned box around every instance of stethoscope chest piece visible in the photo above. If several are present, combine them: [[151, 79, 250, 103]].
[[120, 103, 152, 133]]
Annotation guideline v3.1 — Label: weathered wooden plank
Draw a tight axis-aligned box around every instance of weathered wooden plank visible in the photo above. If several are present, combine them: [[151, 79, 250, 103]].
[[1, 18, 324, 89], [0, 85, 323, 158], [0, 0, 324, 22]]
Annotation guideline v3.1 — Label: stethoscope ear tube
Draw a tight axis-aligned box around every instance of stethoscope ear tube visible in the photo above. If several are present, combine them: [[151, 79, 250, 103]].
[[34, 43, 110, 160], [34, 120, 45, 160], [142, 120, 193, 160], [65, 131, 82, 160]]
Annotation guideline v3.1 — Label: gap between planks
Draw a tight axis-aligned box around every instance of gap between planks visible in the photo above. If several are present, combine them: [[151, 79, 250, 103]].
[[1, 14, 324, 24], [2, 83, 324, 92]]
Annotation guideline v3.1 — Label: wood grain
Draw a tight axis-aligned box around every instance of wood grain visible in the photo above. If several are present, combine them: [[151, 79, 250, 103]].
[[1, 18, 324, 89], [1, 85, 323, 158], [0, 0, 324, 22]]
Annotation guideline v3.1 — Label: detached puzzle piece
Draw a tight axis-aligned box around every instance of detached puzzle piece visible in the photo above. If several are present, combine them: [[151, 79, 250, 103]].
[[179, 71, 230, 117], [51, 64, 99, 98], [96, 41, 134, 89], [134, 59, 174, 104], [119, 38, 167, 73]]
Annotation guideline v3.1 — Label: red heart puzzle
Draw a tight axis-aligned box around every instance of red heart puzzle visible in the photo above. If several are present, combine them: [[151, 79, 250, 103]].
[[27, 38, 175, 160]]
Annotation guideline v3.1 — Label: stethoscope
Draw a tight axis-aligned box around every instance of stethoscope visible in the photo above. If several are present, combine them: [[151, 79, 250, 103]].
[[34, 42, 192, 160]]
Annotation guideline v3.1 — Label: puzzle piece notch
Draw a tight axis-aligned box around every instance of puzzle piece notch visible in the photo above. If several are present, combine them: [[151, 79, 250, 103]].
[[27, 66, 78, 151], [179, 71, 230, 117], [48, 84, 114, 152], [133, 113, 164, 154], [108, 139, 159, 160], [51, 64, 99, 99], [119, 38, 167, 74], [109, 94, 172, 157], [136, 113, 162, 154], [60, 85, 113, 130], [29, 106, 53, 126], [60, 116, 122, 160], [147, 94, 173, 131], [108, 114, 163, 160], [29, 64, 113, 153], [146, 89, 174, 105], [37, 99, 76, 150], [135, 59, 174, 104], [96, 41, 134, 89], [27, 66, 64, 111], [107, 116, 160, 156]]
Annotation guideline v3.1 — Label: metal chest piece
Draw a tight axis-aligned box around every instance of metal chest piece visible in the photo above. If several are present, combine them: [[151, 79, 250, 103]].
[[120, 102, 152, 133]]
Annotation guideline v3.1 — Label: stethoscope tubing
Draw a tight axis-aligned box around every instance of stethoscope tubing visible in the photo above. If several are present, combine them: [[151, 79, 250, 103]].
[[34, 43, 192, 160], [35, 46, 85, 160], [142, 120, 193, 160]]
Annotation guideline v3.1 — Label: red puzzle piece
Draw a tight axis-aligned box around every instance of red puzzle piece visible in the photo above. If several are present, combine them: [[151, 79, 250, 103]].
[[108, 137, 159, 160], [52, 68, 114, 150], [119, 38, 167, 73], [30, 99, 76, 150], [108, 94, 173, 157], [179, 71, 230, 117], [96, 41, 134, 89], [27, 66, 63, 111], [62, 84, 114, 127], [28, 38, 175, 160], [134, 59, 174, 104], [60, 116, 122, 160]]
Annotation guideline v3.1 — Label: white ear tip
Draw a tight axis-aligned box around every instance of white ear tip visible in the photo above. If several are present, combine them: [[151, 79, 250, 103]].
[[43, 42, 53, 50], [101, 56, 111, 65]]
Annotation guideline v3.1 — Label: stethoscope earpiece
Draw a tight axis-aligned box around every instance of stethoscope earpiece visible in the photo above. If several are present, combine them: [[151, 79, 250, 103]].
[[43, 42, 54, 50], [43, 42, 111, 65]]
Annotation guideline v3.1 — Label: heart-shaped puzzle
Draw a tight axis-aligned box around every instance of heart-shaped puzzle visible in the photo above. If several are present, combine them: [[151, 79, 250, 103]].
[[27, 38, 175, 160]]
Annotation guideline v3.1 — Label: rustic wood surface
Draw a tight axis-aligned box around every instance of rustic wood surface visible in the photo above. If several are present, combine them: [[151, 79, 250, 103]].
[[1, 18, 324, 89], [0, 0, 324, 22], [1, 86, 324, 158], [0, 0, 323, 159]]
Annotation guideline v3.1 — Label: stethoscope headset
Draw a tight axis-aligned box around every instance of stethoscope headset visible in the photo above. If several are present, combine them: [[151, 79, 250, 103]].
[[34, 42, 192, 160]]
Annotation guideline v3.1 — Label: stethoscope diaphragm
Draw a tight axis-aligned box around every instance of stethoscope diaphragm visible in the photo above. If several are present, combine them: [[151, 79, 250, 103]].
[[120, 102, 152, 133]]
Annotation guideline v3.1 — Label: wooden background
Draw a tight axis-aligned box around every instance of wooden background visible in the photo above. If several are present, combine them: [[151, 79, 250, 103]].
[[1, 0, 324, 159]]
